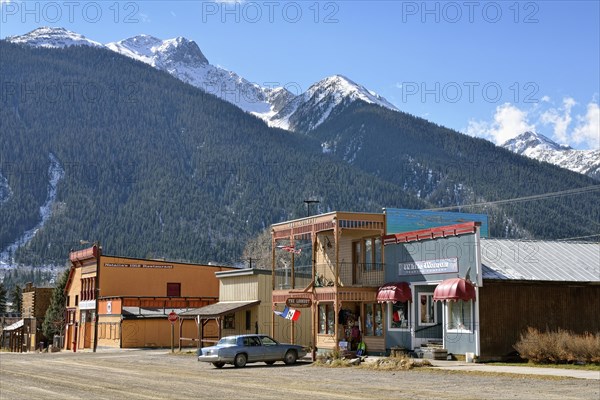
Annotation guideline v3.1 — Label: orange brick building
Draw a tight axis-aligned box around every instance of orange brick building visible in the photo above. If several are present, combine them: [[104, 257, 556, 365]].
[[65, 245, 232, 350]]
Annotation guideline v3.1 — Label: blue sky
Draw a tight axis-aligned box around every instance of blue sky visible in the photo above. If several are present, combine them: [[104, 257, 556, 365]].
[[2, 0, 599, 149]]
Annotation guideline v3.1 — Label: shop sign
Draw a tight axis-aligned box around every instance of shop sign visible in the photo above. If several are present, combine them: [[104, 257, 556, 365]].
[[105, 263, 173, 269], [79, 300, 96, 310], [285, 297, 312, 308], [398, 258, 458, 276]]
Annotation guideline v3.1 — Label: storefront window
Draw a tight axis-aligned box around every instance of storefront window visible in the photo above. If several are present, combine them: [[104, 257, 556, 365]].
[[318, 304, 335, 334], [365, 303, 383, 336], [390, 301, 410, 329], [419, 294, 436, 325], [448, 300, 473, 331]]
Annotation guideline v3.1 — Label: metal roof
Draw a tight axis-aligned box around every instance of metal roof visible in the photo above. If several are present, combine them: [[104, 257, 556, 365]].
[[3, 319, 24, 331], [481, 239, 600, 282], [121, 307, 193, 319], [179, 300, 261, 318]]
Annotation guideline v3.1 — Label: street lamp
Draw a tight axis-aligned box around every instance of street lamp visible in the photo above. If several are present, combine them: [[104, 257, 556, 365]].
[[303, 200, 320, 217]]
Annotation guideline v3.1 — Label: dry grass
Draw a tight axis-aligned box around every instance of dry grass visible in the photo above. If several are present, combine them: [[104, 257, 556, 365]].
[[314, 355, 432, 371], [360, 356, 433, 371], [514, 327, 600, 364]]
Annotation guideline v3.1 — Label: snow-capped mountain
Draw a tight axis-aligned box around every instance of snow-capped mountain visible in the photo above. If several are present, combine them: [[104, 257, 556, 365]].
[[5, 27, 102, 48], [502, 132, 600, 180], [6, 28, 397, 132], [266, 75, 399, 132], [106, 34, 292, 115]]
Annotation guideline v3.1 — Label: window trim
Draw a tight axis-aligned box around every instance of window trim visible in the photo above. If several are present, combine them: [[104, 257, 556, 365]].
[[318, 303, 335, 335], [364, 302, 384, 337], [223, 313, 235, 329], [446, 300, 474, 333], [166, 282, 181, 297], [387, 301, 411, 331]]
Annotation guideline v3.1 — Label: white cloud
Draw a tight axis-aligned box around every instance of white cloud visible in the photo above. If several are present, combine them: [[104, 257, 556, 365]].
[[572, 102, 600, 149], [466, 103, 535, 145], [539, 97, 576, 144]]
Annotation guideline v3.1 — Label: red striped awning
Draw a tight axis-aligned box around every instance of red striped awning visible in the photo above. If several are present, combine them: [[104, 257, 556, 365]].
[[377, 282, 412, 303], [433, 278, 476, 302]]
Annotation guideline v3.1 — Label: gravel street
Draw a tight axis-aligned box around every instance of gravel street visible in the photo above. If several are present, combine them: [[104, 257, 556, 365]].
[[1, 349, 598, 400]]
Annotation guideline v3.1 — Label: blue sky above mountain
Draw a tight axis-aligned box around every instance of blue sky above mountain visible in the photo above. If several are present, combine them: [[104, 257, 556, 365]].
[[2, 0, 598, 149]]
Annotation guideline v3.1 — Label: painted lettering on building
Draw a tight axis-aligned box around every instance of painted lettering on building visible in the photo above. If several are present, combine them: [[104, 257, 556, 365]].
[[398, 258, 458, 276]]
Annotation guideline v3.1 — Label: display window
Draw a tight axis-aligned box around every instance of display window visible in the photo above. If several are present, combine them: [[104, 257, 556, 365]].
[[389, 301, 410, 329], [364, 303, 383, 336], [447, 300, 473, 332]]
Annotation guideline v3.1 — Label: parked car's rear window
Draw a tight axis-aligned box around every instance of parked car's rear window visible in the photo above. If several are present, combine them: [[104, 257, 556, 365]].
[[217, 337, 237, 345]]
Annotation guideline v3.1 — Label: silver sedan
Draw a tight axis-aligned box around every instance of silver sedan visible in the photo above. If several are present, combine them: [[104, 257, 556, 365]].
[[197, 334, 307, 368]]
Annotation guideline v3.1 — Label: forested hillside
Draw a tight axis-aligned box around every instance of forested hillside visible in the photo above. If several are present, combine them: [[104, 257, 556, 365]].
[[0, 42, 424, 265], [311, 101, 600, 239]]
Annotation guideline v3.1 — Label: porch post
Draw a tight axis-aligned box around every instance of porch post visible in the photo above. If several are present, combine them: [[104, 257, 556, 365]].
[[334, 217, 340, 349]]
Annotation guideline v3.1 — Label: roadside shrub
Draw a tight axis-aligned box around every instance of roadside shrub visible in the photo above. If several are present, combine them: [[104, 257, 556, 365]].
[[361, 357, 432, 371], [514, 327, 600, 364]]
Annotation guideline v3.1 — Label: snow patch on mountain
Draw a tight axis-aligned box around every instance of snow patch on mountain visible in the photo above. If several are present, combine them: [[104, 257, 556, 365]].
[[265, 75, 399, 132], [5, 26, 103, 48], [0, 172, 12, 205], [0, 153, 65, 266], [502, 132, 600, 180], [107, 35, 292, 115], [7, 28, 399, 133]]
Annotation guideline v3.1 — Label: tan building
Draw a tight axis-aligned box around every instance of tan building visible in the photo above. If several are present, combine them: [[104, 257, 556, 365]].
[[271, 211, 387, 355], [1, 283, 53, 352], [180, 268, 311, 347], [65, 245, 232, 350]]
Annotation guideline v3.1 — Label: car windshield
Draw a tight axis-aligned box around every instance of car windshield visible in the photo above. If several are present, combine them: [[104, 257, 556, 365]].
[[217, 337, 237, 346]]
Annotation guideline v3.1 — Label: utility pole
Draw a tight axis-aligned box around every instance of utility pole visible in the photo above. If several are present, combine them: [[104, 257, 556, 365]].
[[303, 200, 320, 217]]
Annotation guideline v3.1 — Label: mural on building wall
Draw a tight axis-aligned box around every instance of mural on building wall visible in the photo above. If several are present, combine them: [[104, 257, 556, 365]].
[[385, 209, 489, 237]]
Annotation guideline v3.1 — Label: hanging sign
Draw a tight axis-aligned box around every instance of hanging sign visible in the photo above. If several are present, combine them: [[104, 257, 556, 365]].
[[285, 298, 312, 308]]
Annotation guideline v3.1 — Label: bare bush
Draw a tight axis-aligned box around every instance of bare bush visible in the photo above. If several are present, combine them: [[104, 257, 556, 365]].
[[514, 327, 600, 364]]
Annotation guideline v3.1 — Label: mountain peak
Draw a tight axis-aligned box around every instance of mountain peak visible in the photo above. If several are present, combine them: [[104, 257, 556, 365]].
[[262, 74, 399, 131], [6, 27, 103, 48], [107, 34, 208, 68], [501, 131, 599, 180], [309, 74, 398, 112], [502, 131, 569, 154]]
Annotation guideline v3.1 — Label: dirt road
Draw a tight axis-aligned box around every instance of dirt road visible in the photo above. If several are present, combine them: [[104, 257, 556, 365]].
[[1, 350, 598, 400]]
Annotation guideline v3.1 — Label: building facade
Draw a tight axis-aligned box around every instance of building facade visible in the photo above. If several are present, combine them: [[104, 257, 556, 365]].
[[271, 212, 388, 354], [271, 210, 600, 360], [65, 245, 232, 350], [180, 268, 311, 346]]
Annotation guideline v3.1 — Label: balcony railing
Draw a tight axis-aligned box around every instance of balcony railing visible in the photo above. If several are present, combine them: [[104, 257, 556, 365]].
[[274, 263, 385, 290], [316, 262, 384, 288]]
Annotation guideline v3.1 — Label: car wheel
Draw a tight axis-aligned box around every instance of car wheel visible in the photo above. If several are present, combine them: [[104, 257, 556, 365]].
[[212, 362, 225, 369], [283, 350, 297, 365], [234, 353, 247, 368], [264, 361, 276, 365]]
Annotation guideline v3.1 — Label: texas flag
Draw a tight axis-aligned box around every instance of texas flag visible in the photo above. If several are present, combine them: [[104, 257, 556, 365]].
[[274, 306, 301, 321]]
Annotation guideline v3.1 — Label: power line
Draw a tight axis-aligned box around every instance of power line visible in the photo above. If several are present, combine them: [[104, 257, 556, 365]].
[[426, 185, 600, 211], [555, 234, 600, 242]]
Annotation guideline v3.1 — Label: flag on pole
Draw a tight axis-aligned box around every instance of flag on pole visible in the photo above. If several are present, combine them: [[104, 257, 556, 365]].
[[274, 306, 301, 321]]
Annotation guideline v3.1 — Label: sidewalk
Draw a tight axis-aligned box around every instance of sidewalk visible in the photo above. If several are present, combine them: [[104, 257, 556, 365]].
[[428, 360, 600, 380]]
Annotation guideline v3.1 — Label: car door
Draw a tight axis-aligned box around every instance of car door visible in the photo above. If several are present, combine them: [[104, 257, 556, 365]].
[[243, 336, 264, 362], [259, 335, 283, 361]]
